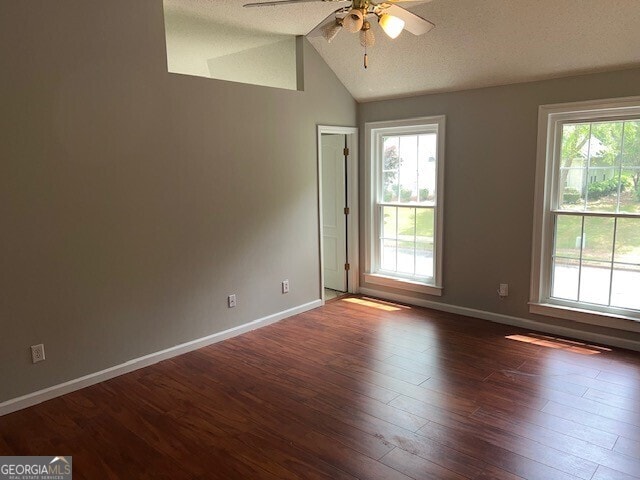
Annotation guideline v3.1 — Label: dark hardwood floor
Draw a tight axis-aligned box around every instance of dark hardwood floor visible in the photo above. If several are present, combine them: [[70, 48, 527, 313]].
[[2, 296, 640, 479]]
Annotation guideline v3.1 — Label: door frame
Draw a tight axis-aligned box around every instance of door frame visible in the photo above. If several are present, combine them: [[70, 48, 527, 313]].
[[317, 125, 359, 303]]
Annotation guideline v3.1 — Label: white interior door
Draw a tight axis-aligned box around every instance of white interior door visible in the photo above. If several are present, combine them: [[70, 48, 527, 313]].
[[322, 134, 347, 292]]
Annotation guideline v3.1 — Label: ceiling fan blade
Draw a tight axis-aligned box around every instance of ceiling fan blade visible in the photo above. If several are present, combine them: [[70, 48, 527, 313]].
[[382, 4, 435, 35], [244, 0, 346, 8]]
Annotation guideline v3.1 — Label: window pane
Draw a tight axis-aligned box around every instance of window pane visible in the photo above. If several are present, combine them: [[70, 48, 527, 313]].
[[383, 136, 400, 170], [558, 123, 590, 211], [551, 257, 579, 301], [584, 122, 623, 213], [397, 240, 415, 275], [381, 239, 396, 271], [416, 207, 434, 278], [383, 172, 399, 202], [621, 121, 640, 213], [611, 264, 640, 310], [578, 260, 611, 305], [554, 215, 583, 260], [584, 167, 620, 213], [382, 206, 397, 239], [398, 136, 418, 204], [383, 136, 400, 203], [416, 242, 433, 278], [619, 168, 640, 213], [397, 207, 415, 240], [418, 134, 437, 205], [611, 217, 640, 310], [622, 121, 640, 168], [415, 208, 434, 242], [588, 122, 622, 168], [582, 216, 615, 262], [558, 169, 584, 211], [614, 217, 640, 265]]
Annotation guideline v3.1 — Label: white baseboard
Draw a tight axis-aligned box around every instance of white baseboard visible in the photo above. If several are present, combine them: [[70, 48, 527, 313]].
[[0, 300, 322, 417], [359, 288, 640, 352]]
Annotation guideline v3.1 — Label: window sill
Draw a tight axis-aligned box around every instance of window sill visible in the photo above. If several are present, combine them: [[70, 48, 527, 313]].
[[364, 273, 443, 296], [529, 302, 640, 333]]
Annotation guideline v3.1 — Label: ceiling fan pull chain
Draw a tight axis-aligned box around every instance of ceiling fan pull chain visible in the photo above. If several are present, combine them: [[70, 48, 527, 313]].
[[364, 48, 368, 69]]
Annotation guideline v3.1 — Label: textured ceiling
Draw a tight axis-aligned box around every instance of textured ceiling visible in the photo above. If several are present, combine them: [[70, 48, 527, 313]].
[[165, 0, 640, 102]]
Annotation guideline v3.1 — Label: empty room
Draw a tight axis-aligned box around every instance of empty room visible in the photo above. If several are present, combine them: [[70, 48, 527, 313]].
[[2, 1, 640, 479]]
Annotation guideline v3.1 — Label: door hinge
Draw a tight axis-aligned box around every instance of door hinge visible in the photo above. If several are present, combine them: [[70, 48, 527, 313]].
[[344, 207, 350, 215], [344, 263, 350, 271], [343, 147, 350, 156]]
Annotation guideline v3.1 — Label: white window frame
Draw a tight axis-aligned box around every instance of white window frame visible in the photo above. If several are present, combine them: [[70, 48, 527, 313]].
[[364, 116, 445, 296], [530, 96, 640, 333]]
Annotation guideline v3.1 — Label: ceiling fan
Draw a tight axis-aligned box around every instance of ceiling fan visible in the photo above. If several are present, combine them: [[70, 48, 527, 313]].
[[243, 0, 435, 68]]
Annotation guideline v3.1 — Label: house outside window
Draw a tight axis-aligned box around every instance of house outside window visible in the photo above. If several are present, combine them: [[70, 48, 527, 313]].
[[364, 117, 445, 296], [531, 97, 640, 331]]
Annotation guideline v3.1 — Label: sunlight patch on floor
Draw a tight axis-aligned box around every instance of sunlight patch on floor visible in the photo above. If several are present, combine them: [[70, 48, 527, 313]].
[[341, 297, 408, 311], [505, 333, 610, 355]]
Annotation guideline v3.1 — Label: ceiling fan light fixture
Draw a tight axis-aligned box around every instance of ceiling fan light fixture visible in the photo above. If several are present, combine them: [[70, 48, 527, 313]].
[[342, 8, 364, 33], [359, 21, 375, 47], [322, 19, 343, 43], [379, 13, 405, 39]]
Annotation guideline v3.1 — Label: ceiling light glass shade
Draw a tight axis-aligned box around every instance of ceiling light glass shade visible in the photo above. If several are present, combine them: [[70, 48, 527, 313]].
[[379, 13, 405, 39], [342, 9, 364, 33], [322, 20, 342, 43], [360, 24, 375, 47]]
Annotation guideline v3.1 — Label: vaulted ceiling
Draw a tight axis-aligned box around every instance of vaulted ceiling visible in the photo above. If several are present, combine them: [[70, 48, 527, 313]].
[[164, 0, 640, 102]]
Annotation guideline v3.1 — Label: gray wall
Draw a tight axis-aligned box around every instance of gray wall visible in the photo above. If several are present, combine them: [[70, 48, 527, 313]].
[[358, 68, 640, 345], [0, 1, 356, 403]]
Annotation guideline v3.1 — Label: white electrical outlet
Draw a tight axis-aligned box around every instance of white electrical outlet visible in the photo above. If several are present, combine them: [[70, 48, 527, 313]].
[[498, 283, 509, 297], [31, 344, 45, 364], [282, 279, 289, 294], [228, 294, 237, 308]]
